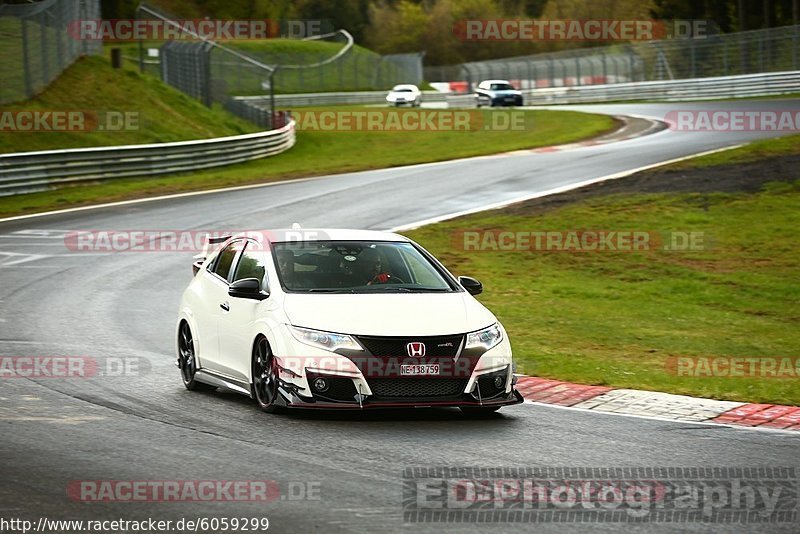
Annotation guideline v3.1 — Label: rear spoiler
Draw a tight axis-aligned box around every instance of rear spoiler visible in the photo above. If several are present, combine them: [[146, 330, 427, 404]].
[[192, 234, 232, 276]]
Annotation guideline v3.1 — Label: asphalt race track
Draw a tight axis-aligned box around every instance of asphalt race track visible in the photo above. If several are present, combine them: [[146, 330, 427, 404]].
[[1, 101, 799, 533]]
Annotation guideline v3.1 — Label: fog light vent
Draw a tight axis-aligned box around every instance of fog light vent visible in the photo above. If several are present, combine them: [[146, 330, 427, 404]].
[[312, 377, 329, 393]]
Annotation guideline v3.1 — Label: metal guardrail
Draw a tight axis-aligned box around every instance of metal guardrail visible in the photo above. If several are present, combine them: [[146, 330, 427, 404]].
[[240, 71, 800, 109], [237, 91, 474, 108], [523, 70, 800, 104], [0, 120, 296, 196]]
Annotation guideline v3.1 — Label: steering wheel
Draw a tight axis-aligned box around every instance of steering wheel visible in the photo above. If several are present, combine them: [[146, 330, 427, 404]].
[[370, 272, 405, 285]]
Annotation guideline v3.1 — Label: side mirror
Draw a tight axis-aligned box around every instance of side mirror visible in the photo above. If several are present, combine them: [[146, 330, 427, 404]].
[[192, 257, 205, 276], [229, 278, 269, 301], [458, 276, 483, 296]]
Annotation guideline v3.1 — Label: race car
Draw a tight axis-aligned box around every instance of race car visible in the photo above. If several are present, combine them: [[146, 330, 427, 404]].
[[475, 79, 524, 107], [176, 228, 522, 414]]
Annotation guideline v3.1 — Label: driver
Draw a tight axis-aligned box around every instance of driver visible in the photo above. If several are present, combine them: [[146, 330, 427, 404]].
[[358, 247, 393, 285]]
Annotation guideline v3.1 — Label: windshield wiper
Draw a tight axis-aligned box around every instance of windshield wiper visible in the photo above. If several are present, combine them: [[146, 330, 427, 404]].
[[364, 286, 450, 292], [304, 288, 355, 293]]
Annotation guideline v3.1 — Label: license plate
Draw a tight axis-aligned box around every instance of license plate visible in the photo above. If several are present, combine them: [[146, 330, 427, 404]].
[[400, 364, 440, 376]]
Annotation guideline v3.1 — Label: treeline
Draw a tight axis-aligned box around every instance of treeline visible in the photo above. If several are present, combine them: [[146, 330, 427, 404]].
[[103, 0, 799, 65]]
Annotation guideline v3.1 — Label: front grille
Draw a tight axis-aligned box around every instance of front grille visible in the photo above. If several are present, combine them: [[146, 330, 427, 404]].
[[356, 335, 464, 359], [368, 377, 467, 398]]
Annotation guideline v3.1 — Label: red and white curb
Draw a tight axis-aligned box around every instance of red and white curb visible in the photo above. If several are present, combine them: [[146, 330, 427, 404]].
[[516, 376, 800, 432]]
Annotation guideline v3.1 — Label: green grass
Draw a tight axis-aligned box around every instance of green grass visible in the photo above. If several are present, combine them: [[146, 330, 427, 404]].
[[0, 56, 257, 154], [665, 132, 800, 169], [0, 106, 616, 217], [406, 181, 800, 405]]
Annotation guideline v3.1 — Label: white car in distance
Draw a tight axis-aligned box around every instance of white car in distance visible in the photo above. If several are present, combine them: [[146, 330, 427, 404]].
[[385, 84, 422, 107]]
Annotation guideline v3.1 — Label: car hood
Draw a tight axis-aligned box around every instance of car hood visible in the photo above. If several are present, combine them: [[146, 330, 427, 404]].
[[282, 292, 496, 336], [387, 92, 415, 99]]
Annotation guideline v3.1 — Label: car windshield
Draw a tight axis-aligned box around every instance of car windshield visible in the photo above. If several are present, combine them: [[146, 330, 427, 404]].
[[392, 88, 414, 92], [272, 241, 455, 293], [490, 83, 514, 91]]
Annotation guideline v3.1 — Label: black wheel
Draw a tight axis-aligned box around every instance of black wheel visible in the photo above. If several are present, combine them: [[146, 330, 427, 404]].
[[177, 322, 214, 391], [460, 406, 501, 417], [251, 337, 283, 413]]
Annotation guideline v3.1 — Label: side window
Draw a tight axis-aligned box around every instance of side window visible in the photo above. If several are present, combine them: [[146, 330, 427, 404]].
[[232, 243, 267, 288], [212, 241, 243, 281]]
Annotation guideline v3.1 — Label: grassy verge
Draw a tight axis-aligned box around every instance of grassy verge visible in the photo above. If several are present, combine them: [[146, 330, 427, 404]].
[[406, 180, 800, 405], [114, 37, 407, 94], [0, 56, 257, 154], [0, 107, 616, 217]]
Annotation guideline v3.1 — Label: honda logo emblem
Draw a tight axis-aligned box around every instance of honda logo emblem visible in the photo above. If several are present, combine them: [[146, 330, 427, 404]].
[[406, 342, 426, 358]]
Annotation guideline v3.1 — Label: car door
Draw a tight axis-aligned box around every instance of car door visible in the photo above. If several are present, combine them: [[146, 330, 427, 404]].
[[217, 241, 271, 382], [194, 239, 245, 375]]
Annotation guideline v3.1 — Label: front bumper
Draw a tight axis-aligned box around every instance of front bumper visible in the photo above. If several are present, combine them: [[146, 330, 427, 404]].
[[276, 385, 524, 410], [269, 324, 522, 410], [491, 95, 523, 106]]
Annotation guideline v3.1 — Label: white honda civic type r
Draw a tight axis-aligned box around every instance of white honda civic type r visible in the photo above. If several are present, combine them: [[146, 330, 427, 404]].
[[175, 229, 522, 414]]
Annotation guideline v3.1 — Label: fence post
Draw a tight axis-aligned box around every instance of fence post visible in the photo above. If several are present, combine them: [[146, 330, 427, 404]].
[[79, 0, 88, 56], [20, 17, 33, 98], [40, 11, 49, 86], [203, 45, 212, 107], [54, 9, 64, 71], [723, 39, 728, 75]]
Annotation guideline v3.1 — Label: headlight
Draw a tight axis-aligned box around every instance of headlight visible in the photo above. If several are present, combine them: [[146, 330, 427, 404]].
[[465, 323, 503, 351], [289, 326, 363, 352]]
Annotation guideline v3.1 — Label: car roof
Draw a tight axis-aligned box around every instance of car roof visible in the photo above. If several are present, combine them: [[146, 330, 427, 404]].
[[231, 228, 411, 244], [390, 84, 419, 91], [480, 79, 512, 85]]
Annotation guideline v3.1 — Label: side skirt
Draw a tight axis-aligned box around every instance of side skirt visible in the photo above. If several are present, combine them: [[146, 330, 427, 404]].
[[194, 369, 253, 398]]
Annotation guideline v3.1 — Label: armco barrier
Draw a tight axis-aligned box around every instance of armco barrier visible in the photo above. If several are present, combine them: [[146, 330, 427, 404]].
[[0, 120, 296, 196], [238, 91, 474, 109], [238, 71, 800, 110], [523, 70, 800, 104]]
